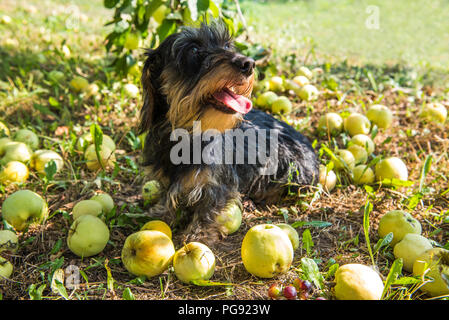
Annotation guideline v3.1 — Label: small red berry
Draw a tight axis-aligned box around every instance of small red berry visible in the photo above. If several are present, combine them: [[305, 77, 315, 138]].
[[283, 285, 297, 300], [300, 280, 313, 293], [268, 283, 282, 299]]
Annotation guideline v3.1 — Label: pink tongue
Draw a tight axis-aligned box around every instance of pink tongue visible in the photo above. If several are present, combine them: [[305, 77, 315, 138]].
[[213, 89, 252, 114]]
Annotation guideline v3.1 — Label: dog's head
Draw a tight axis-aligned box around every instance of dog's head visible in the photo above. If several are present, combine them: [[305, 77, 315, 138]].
[[139, 22, 255, 133]]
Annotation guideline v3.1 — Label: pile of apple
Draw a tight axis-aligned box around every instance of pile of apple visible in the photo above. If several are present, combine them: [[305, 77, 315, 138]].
[[0, 124, 64, 186], [317, 104, 410, 192], [255, 66, 320, 115]]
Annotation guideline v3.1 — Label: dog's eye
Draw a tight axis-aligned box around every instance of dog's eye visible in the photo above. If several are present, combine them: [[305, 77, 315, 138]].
[[191, 46, 199, 54], [224, 43, 231, 50]]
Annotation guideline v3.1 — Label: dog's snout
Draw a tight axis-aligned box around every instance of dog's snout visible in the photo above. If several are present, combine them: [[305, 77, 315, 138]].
[[231, 55, 255, 75]]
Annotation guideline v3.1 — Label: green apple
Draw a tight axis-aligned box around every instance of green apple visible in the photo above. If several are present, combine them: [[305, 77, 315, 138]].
[[0, 257, 13, 279], [0, 230, 18, 253], [297, 84, 319, 101], [173, 242, 216, 284], [377, 210, 421, 246], [30, 149, 64, 174], [420, 102, 447, 124], [375, 157, 408, 184], [1, 190, 48, 231], [275, 223, 300, 250], [84, 144, 116, 170], [318, 112, 344, 136], [153, 4, 168, 24], [123, 83, 139, 98], [0, 141, 32, 165], [333, 149, 356, 171], [413, 248, 449, 297], [334, 264, 384, 300], [394, 234, 433, 272], [142, 180, 162, 205], [215, 200, 242, 235], [271, 96, 292, 114], [76, 133, 116, 152], [347, 145, 368, 165], [352, 165, 375, 185], [284, 79, 301, 93], [350, 134, 375, 155], [48, 70, 65, 83], [140, 220, 172, 239], [0, 161, 29, 185], [296, 66, 313, 80], [72, 200, 104, 221], [344, 113, 371, 136], [241, 224, 293, 278], [121, 230, 175, 278], [256, 91, 278, 110], [13, 129, 39, 150], [292, 75, 310, 87], [268, 76, 284, 92], [67, 215, 110, 258], [70, 76, 89, 92], [0, 121, 9, 137], [0, 137, 12, 155], [319, 165, 337, 192], [366, 104, 393, 129], [90, 193, 114, 214], [124, 32, 141, 50]]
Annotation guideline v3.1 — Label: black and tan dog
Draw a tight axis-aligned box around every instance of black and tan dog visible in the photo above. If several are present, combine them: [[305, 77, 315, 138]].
[[139, 22, 319, 244]]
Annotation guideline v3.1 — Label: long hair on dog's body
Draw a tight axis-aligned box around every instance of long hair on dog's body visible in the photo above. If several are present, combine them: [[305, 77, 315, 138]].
[[139, 22, 319, 243]]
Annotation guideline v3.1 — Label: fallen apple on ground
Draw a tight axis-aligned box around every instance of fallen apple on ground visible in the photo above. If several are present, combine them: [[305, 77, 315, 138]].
[[0, 137, 12, 155], [297, 84, 319, 101], [0, 230, 18, 253], [394, 233, 433, 272], [366, 104, 393, 129], [319, 165, 337, 192], [140, 220, 172, 239], [413, 248, 449, 297], [67, 215, 110, 258], [142, 180, 162, 205], [296, 66, 313, 80], [333, 149, 356, 171], [350, 134, 375, 155], [121, 230, 175, 278], [271, 96, 292, 114], [344, 113, 371, 136], [90, 193, 115, 214], [268, 76, 284, 92], [347, 145, 368, 165], [13, 129, 39, 150], [0, 161, 29, 185], [318, 112, 344, 136], [292, 75, 310, 87], [1, 190, 48, 231], [76, 133, 116, 152], [375, 157, 408, 184], [334, 264, 384, 300], [275, 223, 300, 250], [72, 200, 104, 221], [0, 257, 13, 279], [377, 210, 422, 246], [0, 141, 32, 165], [241, 224, 293, 278], [352, 165, 375, 185], [84, 144, 116, 170], [215, 200, 242, 235], [173, 242, 216, 284], [30, 149, 64, 174], [420, 102, 447, 124], [256, 91, 278, 110]]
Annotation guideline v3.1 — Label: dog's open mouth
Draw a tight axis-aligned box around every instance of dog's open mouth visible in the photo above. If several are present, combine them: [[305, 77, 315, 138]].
[[212, 87, 252, 114]]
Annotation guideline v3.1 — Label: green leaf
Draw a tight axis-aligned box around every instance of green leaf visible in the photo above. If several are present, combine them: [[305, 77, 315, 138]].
[[44, 160, 57, 181], [373, 232, 393, 255], [104, 0, 119, 9], [28, 284, 46, 300], [104, 259, 115, 292], [363, 201, 376, 266], [419, 155, 432, 193], [382, 258, 403, 299], [157, 19, 177, 42], [54, 280, 69, 300], [291, 220, 332, 228], [300, 257, 324, 289], [302, 229, 314, 255], [90, 123, 104, 170], [122, 287, 135, 300]]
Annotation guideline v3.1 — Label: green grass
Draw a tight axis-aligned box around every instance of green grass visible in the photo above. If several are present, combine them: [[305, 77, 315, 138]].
[[241, 0, 449, 73]]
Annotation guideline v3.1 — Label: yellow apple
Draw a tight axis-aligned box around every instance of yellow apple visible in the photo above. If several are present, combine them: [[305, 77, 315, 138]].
[[344, 113, 371, 136], [333, 149, 356, 171], [420, 102, 447, 124], [72, 200, 104, 221], [0, 137, 12, 155], [375, 157, 408, 184], [366, 104, 393, 129], [271, 96, 292, 114], [0, 257, 13, 279], [377, 210, 421, 246], [275, 223, 300, 250], [1, 190, 48, 231], [350, 134, 375, 155], [121, 230, 175, 278], [140, 220, 172, 239], [67, 215, 110, 258], [347, 145, 368, 165], [0, 230, 18, 253], [394, 233, 433, 272], [352, 165, 375, 185], [241, 224, 293, 278], [318, 112, 344, 136], [76, 133, 116, 152], [334, 264, 384, 300], [256, 91, 278, 110], [292, 75, 310, 87], [319, 165, 337, 192], [296, 66, 313, 80], [84, 144, 115, 170], [297, 84, 319, 101], [90, 193, 114, 214], [142, 180, 162, 205], [173, 242, 216, 284], [0, 141, 32, 165], [30, 149, 64, 174], [215, 200, 242, 235], [13, 129, 39, 150], [413, 248, 449, 297], [0, 161, 29, 185], [268, 76, 284, 92]]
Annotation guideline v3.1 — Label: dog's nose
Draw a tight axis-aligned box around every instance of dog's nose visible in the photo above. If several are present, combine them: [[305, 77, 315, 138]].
[[231, 55, 255, 75]]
